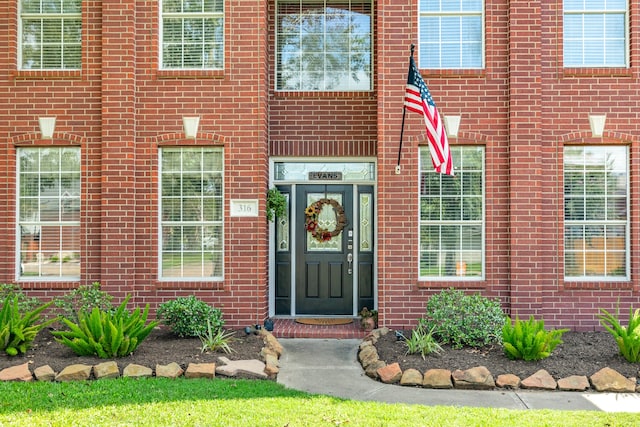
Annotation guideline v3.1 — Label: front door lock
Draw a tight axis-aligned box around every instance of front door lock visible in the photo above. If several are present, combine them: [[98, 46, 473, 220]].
[[347, 253, 353, 275]]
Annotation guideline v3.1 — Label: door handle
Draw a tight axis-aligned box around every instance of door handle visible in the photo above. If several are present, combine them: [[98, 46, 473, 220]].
[[347, 253, 353, 274]]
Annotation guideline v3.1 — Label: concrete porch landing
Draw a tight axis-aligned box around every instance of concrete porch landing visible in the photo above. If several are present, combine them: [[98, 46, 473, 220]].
[[270, 318, 368, 339]]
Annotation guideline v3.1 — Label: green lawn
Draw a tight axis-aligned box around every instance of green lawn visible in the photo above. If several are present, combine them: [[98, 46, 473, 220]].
[[0, 378, 637, 426]]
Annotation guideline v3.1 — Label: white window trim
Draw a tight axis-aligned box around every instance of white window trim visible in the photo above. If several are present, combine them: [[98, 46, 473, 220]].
[[158, 147, 225, 281], [158, 0, 225, 71], [563, 2, 629, 68], [16, 147, 81, 281], [274, 0, 374, 92], [18, 0, 82, 71], [417, 2, 485, 70], [563, 146, 630, 281], [417, 146, 486, 282]]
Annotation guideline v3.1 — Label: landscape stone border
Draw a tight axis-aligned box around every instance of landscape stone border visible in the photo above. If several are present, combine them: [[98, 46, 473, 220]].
[[0, 330, 282, 383], [359, 328, 640, 393]]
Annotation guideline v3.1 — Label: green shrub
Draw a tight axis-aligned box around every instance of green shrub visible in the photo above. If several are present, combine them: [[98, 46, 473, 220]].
[[0, 295, 58, 356], [266, 187, 287, 222], [199, 320, 235, 354], [52, 295, 158, 358], [157, 295, 224, 337], [0, 284, 42, 314], [54, 282, 114, 323], [598, 305, 640, 363], [421, 288, 505, 348], [502, 315, 568, 361], [405, 323, 442, 359]]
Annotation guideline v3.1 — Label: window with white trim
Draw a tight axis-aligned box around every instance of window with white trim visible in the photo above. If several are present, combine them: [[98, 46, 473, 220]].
[[276, 0, 372, 91], [160, 0, 224, 70], [564, 146, 628, 279], [19, 0, 82, 70], [419, 146, 484, 279], [418, 0, 484, 69], [563, 0, 627, 67], [160, 147, 223, 279], [18, 147, 81, 279]]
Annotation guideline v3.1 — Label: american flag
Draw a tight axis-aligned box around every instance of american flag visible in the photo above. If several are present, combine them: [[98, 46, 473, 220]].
[[404, 56, 453, 175]]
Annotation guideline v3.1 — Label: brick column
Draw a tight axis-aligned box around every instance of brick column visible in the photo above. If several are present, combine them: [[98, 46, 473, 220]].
[[508, 1, 544, 317], [376, 0, 417, 328], [100, 0, 137, 299]]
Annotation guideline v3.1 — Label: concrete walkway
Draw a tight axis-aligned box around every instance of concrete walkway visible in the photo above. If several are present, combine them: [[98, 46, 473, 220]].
[[276, 338, 640, 412]]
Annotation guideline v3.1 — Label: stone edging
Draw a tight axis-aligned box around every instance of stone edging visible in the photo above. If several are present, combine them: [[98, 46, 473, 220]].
[[0, 330, 283, 383], [358, 328, 640, 393]]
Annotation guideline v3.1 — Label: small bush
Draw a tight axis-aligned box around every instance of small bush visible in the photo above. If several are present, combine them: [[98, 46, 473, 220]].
[[0, 284, 42, 314], [54, 282, 114, 323], [405, 322, 442, 359], [598, 305, 640, 363], [0, 295, 58, 356], [199, 320, 235, 354], [422, 288, 505, 348], [157, 295, 224, 337], [52, 295, 158, 358], [502, 316, 568, 361]]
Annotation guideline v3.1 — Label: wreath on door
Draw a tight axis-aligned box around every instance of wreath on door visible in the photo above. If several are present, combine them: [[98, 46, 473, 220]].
[[304, 198, 347, 242]]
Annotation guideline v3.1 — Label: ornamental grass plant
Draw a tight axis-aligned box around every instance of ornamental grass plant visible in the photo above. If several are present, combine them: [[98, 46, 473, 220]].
[[52, 294, 158, 358], [598, 305, 640, 363]]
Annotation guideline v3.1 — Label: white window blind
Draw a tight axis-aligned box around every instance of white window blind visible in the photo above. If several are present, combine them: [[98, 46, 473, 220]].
[[161, 0, 224, 70], [563, 0, 627, 67], [419, 146, 484, 279], [418, 0, 484, 69], [20, 0, 82, 70]]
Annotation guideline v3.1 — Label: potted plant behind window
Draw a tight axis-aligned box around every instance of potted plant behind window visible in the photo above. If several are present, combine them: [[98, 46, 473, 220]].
[[359, 307, 378, 331]]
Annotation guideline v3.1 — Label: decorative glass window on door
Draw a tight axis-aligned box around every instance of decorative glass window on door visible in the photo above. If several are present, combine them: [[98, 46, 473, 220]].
[[305, 193, 344, 251]]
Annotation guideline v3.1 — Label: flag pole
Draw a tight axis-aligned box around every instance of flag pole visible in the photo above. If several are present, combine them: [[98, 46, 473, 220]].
[[396, 44, 415, 175]]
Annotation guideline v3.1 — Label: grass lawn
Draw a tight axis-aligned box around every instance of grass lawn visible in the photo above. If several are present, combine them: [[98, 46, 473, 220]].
[[0, 378, 637, 426]]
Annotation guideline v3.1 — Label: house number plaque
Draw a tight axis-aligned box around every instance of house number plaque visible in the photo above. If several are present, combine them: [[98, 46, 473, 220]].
[[230, 199, 259, 217]]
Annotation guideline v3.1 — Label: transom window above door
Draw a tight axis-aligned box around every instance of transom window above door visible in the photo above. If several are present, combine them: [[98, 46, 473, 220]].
[[276, 0, 373, 91]]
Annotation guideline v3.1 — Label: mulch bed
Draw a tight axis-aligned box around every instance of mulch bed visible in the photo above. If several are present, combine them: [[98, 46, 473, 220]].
[[374, 329, 640, 380], [3, 326, 639, 386], [0, 327, 265, 374]]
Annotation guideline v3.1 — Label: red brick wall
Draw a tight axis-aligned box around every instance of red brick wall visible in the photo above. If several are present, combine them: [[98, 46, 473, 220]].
[[376, 0, 513, 329], [0, 0, 271, 328], [0, 0, 639, 331], [375, 0, 640, 331]]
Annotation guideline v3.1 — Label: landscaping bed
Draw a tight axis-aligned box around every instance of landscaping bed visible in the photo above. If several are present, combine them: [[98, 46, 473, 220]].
[[0, 326, 266, 374], [369, 328, 639, 390]]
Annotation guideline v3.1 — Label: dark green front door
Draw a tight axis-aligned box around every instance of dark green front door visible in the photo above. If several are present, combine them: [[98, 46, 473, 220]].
[[295, 185, 353, 315]]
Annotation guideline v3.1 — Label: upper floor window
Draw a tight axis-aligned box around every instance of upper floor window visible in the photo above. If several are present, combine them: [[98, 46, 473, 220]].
[[160, 0, 224, 70], [19, 0, 82, 70], [563, 0, 627, 67], [418, 0, 484, 69], [17, 147, 81, 280], [276, 0, 372, 91], [419, 146, 484, 280], [160, 147, 224, 280], [564, 146, 628, 280]]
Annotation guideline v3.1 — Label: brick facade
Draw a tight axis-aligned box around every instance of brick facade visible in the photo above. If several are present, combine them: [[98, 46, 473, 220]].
[[0, 1, 639, 330]]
